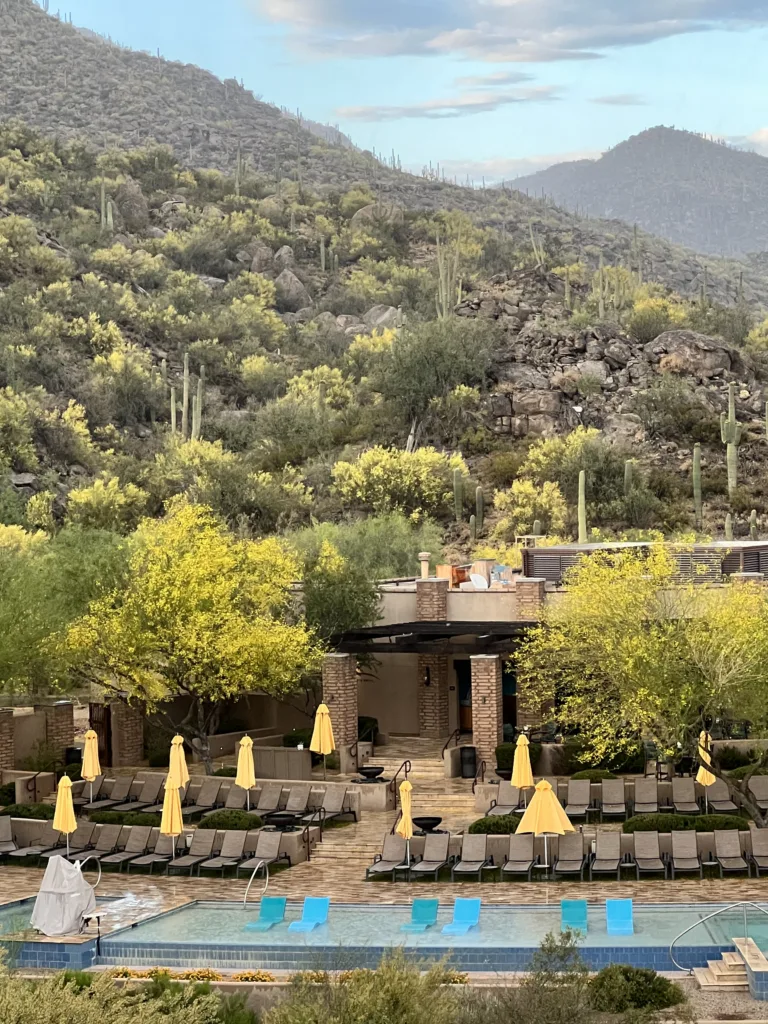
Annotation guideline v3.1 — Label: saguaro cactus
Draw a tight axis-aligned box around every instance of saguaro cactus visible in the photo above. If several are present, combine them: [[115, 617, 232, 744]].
[[578, 470, 588, 544], [469, 514, 477, 542], [170, 386, 177, 434], [181, 353, 190, 440], [693, 443, 702, 530], [532, 519, 542, 537], [751, 509, 759, 541], [725, 513, 734, 541], [453, 469, 463, 523], [624, 460, 634, 498], [475, 487, 484, 535], [720, 382, 743, 498]]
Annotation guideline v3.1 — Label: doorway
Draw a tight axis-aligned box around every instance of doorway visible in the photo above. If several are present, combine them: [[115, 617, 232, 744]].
[[454, 660, 472, 732]]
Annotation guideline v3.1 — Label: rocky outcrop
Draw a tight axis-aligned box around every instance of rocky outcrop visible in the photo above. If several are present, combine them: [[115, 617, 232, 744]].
[[274, 268, 311, 312]]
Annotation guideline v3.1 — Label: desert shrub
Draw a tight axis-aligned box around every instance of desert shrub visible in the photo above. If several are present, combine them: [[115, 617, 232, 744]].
[[629, 375, 720, 443], [196, 810, 263, 831], [66, 476, 148, 533], [570, 769, 618, 781], [589, 964, 684, 1011], [213, 766, 238, 777], [283, 728, 312, 748], [0, 802, 54, 818], [468, 814, 519, 834], [715, 745, 754, 771], [623, 813, 746, 833], [519, 427, 627, 509], [494, 480, 567, 539], [89, 811, 162, 826], [728, 764, 768, 780], [627, 296, 686, 343]]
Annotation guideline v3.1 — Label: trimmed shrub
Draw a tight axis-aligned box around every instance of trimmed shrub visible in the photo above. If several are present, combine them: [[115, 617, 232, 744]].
[[196, 810, 263, 831], [554, 738, 644, 776], [570, 769, 617, 781], [213, 766, 237, 777], [624, 813, 746, 834], [0, 803, 55, 819], [715, 745, 754, 771], [468, 815, 519, 835], [494, 742, 542, 773], [729, 765, 768, 781], [283, 728, 312, 749], [89, 810, 161, 826], [0, 782, 16, 805], [589, 964, 685, 1011]]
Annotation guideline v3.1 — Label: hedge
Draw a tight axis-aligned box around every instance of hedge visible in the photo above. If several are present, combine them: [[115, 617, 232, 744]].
[[553, 738, 645, 776], [728, 765, 768, 781], [0, 782, 16, 805], [589, 965, 685, 1011], [570, 769, 618, 781], [89, 810, 161, 826], [715, 745, 756, 771], [494, 743, 542, 773], [213, 766, 237, 777], [468, 814, 519, 835], [0, 803, 55, 819], [196, 810, 263, 831], [623, 813, 746, 834]]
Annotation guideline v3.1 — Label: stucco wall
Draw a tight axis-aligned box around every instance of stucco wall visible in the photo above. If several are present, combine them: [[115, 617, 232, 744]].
[[358, 654, 420, 735]]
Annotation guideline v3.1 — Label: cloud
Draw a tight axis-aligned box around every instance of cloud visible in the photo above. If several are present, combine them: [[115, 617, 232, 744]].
[[591, 93, 647, 105], [454, 70, 533, 87], [428, 149, 601, 183], [729, 127, 768, 156], [251, 0, 768, 62], [337, 85, 561, 122]]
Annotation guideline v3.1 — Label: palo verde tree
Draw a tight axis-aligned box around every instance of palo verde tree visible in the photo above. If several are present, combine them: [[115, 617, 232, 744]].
[[517, 545, 768, 825], [59, 498, 321, 772]]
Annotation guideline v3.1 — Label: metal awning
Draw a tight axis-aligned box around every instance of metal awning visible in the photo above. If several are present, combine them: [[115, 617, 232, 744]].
[[330, 620, 532, 655]]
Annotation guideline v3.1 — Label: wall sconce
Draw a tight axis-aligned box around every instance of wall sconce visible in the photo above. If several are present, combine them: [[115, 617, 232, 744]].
[[423, 667, 431, 687]]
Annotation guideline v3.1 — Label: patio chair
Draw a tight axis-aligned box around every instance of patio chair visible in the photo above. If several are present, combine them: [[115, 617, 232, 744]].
[[0, 817, 17, 855], [600, 780, 627, 820], [633, 831, 666, 878], [672, 777, 700, 815], [255, 783, 283, 816], [633, 778, 659, 815], [110, 774, 165, 812], [451, 834, 491, 881], [181, 779, 223, 819], [748, 776, 768, 812], [488, 781, 520, 816], [68, 823, 122, 862], [244, 896, 287, 932], [83, 775, 134, 812], [288, 897, 329, 933], [283, 784, 312, 815], [410, 833, 450, 881], [500, 834, 535, 881], [606, 899, 634, 936], [303, 787, 353, 827], [670, 831, 702, 879], [565, 780, 591, 819], [100, 825, 153, 869], [197, 830, 248, 875], [201, 784, 247, 817], [561, 899, 587, 934], [8, 822, 61, 860], [706, 779, 738, 813], [553, 833, 586, 880], [237, 829, 288, 876], [72, 775, 104, 809], [365, 834, 407, 880], [127, 832, 181, 873], [401, 899, 439, 933], [166, 829, 217, 875], [750, 830, 768, 877], [40, 823, 95, 861], [715, 830, 749, 877], [589, 832, 622, 880], [442, 898, 481, 935]]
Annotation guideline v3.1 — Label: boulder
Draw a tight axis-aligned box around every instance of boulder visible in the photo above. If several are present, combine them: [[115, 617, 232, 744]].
[[250, 245, 273, 273], [603, 413, 644, 439], [273, 245, 295, 272], [196, 275, 226, 291], [9, 472, 36, 488], [145, 226, 167, 240], [201, 204, 224, 220], [604, 340, 633, 368], [575, 359, 610, 383], [350, 202, 405, 230], [363, 304, 399, 330], [274, 269, 312, 312], [513, 390, 562, 416], [647, 330, 732, 378], [336, 314, 363, 331], [313, 311, 338, 329]]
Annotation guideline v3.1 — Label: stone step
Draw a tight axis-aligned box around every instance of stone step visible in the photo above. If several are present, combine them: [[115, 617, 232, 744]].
[[693, 966, 749, 992], [723, 951, 746, 969], [708, 959, 747, 979], [732, 938, 768, 971]]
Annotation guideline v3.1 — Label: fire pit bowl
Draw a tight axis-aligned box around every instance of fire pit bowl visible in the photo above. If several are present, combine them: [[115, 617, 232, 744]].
[[264, 811, 301, 831], [412, 816, 443, 833], [358, 765, 385, 780]]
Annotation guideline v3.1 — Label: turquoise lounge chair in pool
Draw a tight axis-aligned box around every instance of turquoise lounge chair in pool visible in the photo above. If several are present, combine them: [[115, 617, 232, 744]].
[[561, 899, 588, 935], [401, 899, 439, 933], [606, 899, 634, 936], [288, 897, 330, 933], [442, 898, 481, 936], [244, 896, 288, 932]]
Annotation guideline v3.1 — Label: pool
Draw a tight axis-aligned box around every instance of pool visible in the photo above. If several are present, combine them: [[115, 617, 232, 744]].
[[99, 901, 768, 973]]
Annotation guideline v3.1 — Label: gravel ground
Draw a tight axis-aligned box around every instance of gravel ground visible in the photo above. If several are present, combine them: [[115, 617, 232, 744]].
[[673, 976, 768, 1020]]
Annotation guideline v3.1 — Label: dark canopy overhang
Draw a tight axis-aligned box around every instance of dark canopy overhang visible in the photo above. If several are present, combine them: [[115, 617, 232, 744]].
[[330, 620, 533, 655]]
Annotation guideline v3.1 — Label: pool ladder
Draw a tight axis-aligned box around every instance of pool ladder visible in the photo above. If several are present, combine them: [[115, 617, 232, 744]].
[[243, 861, 270, 908], [669, 901, 768, 973]]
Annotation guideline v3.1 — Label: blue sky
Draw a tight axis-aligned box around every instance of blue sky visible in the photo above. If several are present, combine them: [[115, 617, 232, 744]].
[[57, 0, 768, 181]]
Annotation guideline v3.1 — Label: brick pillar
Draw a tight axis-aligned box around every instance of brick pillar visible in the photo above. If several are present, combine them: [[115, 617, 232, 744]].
[[516, 577, 546, 621], [0, 709, 14, 770], [470, 655, 503, 768], [36, 702, 74, 763], [110, 702, 145, 767], [417, 654, 449, 738], [416, 577, 449, 621], [322, 653, 358, 774]]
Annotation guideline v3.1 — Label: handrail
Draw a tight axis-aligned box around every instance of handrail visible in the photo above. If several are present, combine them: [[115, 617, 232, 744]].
[[243, 861, 270, 907], [77, 855, 102, 889], [301, 822, 312, 862], [669, 901, 768, 973], [390, 809, 403, 835], [441, 729, 461, 759], [389, 760, 411, 796], [348, 741, 359, 772], [472, 760, 487, 793]]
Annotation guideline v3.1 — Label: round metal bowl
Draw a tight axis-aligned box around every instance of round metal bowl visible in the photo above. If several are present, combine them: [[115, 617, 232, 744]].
[[358, 765, 385, 780], [264, 811, 300, 831], [412, 816, 443, 833]]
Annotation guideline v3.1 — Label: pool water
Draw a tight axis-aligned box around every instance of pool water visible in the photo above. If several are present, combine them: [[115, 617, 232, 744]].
[[0, 898, 33, 936]]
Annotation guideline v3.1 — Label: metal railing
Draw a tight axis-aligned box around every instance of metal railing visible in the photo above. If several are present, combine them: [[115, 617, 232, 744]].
[[390, 809, 402, 835], [77, 855, 102, 889], [441, 730, 461, 759], [669, 901, 768, 973], [302, 820, 314, 857], [472, 760, 487, 793], [389, 760, 412, 797], [348, 741, 359, 772], [243, 862, 270, 907]]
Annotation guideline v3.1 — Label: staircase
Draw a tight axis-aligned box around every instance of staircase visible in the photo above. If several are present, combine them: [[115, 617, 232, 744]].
[[693, 938, 766, 992]]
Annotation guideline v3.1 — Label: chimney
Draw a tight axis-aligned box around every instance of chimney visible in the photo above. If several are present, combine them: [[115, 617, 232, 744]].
[[418, 552, 431, 579]]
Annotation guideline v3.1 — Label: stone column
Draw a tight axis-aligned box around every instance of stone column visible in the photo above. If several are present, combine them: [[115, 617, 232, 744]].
[[322, 653, 358, 775], [36, 702, 74, 764], [110, 702, 144, 767], [0, 709, 14, 770], [470, 655, 503, 767], [416, 577, 449, 621], [417, 654, 449, 738], [516, 577, 547, 621]]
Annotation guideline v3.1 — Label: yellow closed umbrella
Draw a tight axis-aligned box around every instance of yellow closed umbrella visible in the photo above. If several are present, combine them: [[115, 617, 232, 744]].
[[236, 735, 256, 811], [511, 733, 535, 802], [517, 779, 575, 871], [696, 730, 716, 809], [81, 729, 101, 805], [396, 779, 414, 869], [160, 783, 183, 861], [53, 775, 77, 857], [310, 703, 335, 779], [168, 735, 189, 790]]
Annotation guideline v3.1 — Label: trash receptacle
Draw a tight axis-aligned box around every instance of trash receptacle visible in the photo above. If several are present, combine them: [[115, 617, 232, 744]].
[[460, 746, 477, 779]]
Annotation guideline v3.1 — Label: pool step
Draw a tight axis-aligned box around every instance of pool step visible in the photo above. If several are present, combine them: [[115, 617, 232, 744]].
[[693, 966, 749, 992], [732, 937, 768, 971]]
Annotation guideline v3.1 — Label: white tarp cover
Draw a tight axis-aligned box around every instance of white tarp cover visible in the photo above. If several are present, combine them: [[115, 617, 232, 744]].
[[30, 855, 96, 936]]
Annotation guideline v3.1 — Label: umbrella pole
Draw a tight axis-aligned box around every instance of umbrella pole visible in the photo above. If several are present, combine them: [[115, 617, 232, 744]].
[[90, 781, 93, 804], [406, 838, 410, 874], [246, 791, 250, 812], [543, 835, 548, 874], [66, 834, 70, 857], [323, 754, 327, 781]]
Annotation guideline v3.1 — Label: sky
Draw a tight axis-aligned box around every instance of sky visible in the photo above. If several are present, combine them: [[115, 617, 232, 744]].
[[55, 0, 768, 182]]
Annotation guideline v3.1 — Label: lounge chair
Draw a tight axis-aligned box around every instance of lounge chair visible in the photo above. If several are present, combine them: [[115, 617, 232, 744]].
[[222, 785, 248, 811], [244, 896, 287, 932], [600, 780, 627, 820], [561, 899, 587, 934], [83, 775, 134, 812], [181, 779, 222, 819], [633, 778, 659, 815], [589, 832, 622, 880], [748, 776, 768, 812], [565, 780, 591, 819], [451, 835, 491, 881], [401, 899, 439, 933], [442, 898, 481, 935], [500, 834, 535, 881], [366, 834, 407, 880], [166, 829, 217, 875], [237, 830, 288, 876], [0, 817, 17, 855], [111, 774, 165, 812], [410, 833, 450, 881], [142, 781, 189, 816], [197, 830, 248, 875], [288, 897, 329, 932], [284, 784, 311, 815], [100, 825, 153, 869], [127, 832, 180, 873], [8, 822, 61, 860], [40, 823, 95, 861], [633, 831, 666, 878], [553, 833, 586, 880], [751, 830, 768, 877], [672, 778, 700, 815], [606, 899, 634, 936], [706, 779, 738, 813], [254, 783, 283, 817], [72, 776, 104, 808], [488, 781, 520, 816], [715, 830, 749, 877], [302, 787, 353, 827], [69, 824, 122, 862], [670, 831, 702, 879]]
